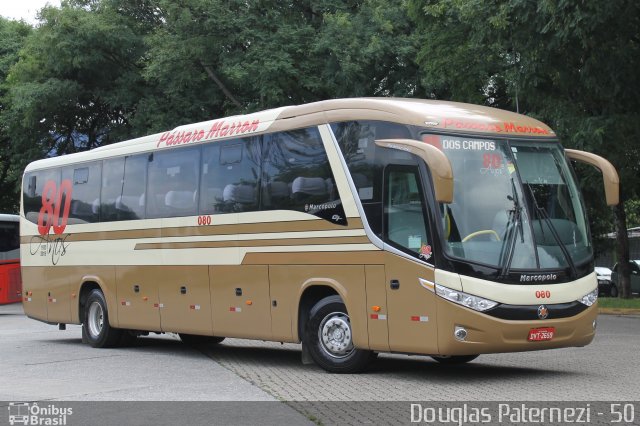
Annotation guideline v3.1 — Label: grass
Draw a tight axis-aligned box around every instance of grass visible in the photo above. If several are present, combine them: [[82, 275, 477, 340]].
[[598, 297, 640, 309]]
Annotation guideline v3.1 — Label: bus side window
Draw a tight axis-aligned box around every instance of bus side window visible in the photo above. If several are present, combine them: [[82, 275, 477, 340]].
[[62, 162, 102, 224], [22, 168, 61, 225], [0, 221, 19, 259], [384, 166, 431, 261], [262, 127, 340, 214], [200, 138, 260, 214], [146, 147, 200, 218], [107, 154, 147, 221], [331, 120, 411, 236], [100, 158, 125, 222]]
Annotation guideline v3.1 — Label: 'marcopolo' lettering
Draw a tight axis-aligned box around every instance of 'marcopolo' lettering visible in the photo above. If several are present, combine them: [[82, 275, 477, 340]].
[[520, 274, 558, 282]]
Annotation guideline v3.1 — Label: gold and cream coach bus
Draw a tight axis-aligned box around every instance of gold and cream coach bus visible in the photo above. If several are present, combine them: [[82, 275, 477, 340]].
[[20, 98, 619, 373]]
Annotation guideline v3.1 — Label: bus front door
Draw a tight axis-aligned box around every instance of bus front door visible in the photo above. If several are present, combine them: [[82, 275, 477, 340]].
[[382, 165, 439, 354]]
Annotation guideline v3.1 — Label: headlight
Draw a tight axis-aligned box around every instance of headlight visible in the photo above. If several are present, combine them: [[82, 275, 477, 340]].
[[578, 288, 598, 306], [435, 284, 498, 312]]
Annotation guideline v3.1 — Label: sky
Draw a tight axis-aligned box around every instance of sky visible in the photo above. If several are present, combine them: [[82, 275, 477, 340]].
[[0, 0, 61, 25]]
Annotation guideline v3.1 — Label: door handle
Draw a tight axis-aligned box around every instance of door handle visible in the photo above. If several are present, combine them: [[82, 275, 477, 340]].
[[390, 280, 400, 290]]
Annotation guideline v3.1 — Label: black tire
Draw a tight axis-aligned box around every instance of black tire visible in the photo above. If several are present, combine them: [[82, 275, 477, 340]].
[[179, 334, 225, 345], [610, 284, 618, 298], [83, 289, 122, 348], [431, 355, 479, 364], [304, 295, 372, 373]]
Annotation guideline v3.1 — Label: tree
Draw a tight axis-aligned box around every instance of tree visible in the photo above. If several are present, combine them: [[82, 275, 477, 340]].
[[0, 17, 32, 213], [408, 0, 640, 297], [138, 0, 419, 130], [3, 1, 148, 182]]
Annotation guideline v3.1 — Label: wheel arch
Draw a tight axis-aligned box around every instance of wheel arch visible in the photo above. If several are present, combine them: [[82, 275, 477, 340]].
[[78, 276, 116, 326], [295, 278, 348, 343]]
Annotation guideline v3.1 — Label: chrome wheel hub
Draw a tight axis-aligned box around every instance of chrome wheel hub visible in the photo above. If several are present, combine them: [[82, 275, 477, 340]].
[[318, 312, 354, 358], [88, 301, 104, 338]]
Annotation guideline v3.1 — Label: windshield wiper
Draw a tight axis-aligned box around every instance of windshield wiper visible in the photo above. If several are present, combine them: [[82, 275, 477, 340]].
[[498, 177, 524, 279], [525, 183, 577, 279]]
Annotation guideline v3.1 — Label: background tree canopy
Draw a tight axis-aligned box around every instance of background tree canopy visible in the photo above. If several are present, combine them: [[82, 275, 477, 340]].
[[0, 0, 638, 292]]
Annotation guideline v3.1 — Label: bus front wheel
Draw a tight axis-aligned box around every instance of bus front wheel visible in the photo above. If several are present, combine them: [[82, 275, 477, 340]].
[[82, 289, 123, 348], [304, 295, 372, 373]]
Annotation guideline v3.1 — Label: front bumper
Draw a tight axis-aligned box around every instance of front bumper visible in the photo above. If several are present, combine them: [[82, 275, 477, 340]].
[[436, 297, 597, 356]]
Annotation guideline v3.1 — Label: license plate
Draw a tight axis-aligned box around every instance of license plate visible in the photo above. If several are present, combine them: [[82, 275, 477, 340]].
[[528, 327, 555, 341]]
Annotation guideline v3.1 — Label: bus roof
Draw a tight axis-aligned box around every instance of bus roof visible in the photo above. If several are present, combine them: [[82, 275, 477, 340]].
[[24, 98, 555, 173]]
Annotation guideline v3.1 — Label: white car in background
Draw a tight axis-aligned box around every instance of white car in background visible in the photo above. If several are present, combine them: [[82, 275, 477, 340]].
[[595, 266, 615, 297]]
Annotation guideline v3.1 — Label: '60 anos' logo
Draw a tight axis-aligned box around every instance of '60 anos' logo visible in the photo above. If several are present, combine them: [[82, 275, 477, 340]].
[[37, 179, 73, 236]]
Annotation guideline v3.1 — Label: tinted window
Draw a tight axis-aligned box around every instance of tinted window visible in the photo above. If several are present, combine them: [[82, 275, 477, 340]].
[[100, 157, 125, 222], [102, 155, 147, 221], [23, 168, 61, 224], [385, 166, 432, 261], [331, 121, 413, 234], [147, 147, 200, 218], [61, 162, 101, 224], [0, 221, 19, 260], [200, 138, 260, 214]]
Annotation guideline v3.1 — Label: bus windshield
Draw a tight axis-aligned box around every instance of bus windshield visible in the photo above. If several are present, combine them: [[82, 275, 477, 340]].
[[422, 135, 591, 272]]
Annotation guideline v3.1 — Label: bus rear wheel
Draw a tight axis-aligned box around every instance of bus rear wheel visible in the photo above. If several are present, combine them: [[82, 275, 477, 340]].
[[431, 355, 479, 364], [304, 295, 372, 373], [83, 289, 122, 348]]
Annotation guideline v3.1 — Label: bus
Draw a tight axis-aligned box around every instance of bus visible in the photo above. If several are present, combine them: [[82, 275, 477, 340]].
[[0, 214, 21, 305], [20, 98, 619, 373]]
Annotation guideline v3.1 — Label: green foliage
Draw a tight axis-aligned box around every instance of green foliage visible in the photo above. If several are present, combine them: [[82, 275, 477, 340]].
[[2, 1, 148, 183], [626, 199, 640, 229], [0, 17, 32, 212], [135, 0, 418, 133], [598, 298, 640, 308]]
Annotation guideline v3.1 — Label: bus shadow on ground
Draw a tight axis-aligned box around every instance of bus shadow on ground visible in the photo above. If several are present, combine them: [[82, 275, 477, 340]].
[[42, 334, 206, 358], [189, 339, 580, 381], [43, 334, 582, 381], [367, 355, 579, 381]]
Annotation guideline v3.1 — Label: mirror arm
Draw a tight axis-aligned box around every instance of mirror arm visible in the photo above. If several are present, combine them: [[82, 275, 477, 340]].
[[565, 149, 620, 206]]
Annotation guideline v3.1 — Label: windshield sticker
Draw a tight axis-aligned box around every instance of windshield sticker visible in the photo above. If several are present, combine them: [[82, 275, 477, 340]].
[[420, 244, 432, 261], [480, 153, 505, 176], [408, 235, 422, 249], [507, 161, 516, 174], [358, 187, 373, 200]]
